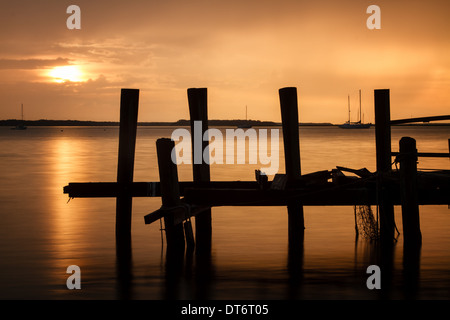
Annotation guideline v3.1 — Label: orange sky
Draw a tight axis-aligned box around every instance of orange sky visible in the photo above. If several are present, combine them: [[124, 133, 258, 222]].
[[0, 0, 449, 123]]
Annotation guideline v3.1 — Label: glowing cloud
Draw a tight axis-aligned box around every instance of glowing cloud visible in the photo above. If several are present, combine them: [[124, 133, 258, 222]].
[[48, 65, 84, 83]]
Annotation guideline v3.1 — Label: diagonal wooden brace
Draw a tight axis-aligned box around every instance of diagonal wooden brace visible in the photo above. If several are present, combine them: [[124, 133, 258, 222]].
[[144, 203, 211, 226]]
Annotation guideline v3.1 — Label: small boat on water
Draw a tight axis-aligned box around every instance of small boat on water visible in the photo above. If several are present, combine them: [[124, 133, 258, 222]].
[[339, 90, 371, 129], [12, 104, 27, 130]]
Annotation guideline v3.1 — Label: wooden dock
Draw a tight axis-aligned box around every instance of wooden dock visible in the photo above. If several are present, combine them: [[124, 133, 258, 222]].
[[63, 170, 449, 207], [63, 88, 450, 254]]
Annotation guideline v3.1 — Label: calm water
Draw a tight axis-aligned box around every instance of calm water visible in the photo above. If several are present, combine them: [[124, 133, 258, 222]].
[[0, 125, 449, 300]]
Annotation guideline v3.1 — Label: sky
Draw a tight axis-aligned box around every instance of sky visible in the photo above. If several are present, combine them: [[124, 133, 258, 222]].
[[0, 0, 449, 123]]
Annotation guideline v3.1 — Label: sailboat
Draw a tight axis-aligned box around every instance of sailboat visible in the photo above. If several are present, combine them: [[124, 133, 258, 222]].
[[11, 103, 27, 130], [12, 104, 27, 130], [338, 90, 371, 129], [237, 105, 252, 128]]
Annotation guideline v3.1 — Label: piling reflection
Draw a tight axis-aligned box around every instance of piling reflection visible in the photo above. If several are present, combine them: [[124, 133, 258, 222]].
[[194, 251, 215, 300], [161, 243, 215, 299], [286, 232, 304, 299], [111, 220, 423, 300], [403, 242, 421, 299], [163, 245, 185, 299], [359, 236, 422, 299], [115, 235, 133, 300], [378, 240, 395, 299]]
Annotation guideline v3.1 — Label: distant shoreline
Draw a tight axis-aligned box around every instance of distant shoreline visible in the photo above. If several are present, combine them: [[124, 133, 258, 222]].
[[0, 119, 333, 127], [1, 119, 449, 127]]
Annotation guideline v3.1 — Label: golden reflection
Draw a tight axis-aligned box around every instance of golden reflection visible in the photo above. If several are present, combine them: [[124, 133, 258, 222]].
[[46, 135, 117, 297], [49, 138, 89, 258], [52, 140, 77, 237]]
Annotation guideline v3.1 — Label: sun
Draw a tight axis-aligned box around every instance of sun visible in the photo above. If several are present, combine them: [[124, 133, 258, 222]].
[[49, 66, 84, 83]]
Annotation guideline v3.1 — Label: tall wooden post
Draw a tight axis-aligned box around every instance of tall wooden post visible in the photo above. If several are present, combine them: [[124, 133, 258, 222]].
[[116, 89, 139, 245], [187, 88, 212, 254], [279, 87, 304, 246], [157, 141, 185, 299], [374, 89, 395, 243], [399, 137, 422, 298], [156, 138, 185, 250], [399, 137, 422, 246], [115, 89, 139, 293]]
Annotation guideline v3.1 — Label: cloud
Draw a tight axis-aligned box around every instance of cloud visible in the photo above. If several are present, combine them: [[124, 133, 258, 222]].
[[0, 0, 449, 123], [53, 40, 159, 66], [0, 58, 72, 70]]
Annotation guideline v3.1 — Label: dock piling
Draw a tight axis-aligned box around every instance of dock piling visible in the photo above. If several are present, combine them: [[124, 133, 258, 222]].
[[374, 89, 395, 243], [116, 88, 139, 246], [156, 138, 186, 251], [399, 137, 422, 246], [279, 87, 305, 245], [187, 88, 212, 254]]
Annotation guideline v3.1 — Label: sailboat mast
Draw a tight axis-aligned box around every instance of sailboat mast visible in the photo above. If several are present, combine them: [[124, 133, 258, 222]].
[[348, 95, 350, 123], [359, 89, 362, 123], [21, 103, 24, 121]]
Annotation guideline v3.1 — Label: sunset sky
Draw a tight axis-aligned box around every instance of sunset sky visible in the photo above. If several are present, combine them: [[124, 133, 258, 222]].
[[0, 0, 449, 123]]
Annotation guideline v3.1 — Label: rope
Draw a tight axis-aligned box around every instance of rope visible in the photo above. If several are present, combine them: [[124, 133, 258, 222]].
[[158, 203, 193, 250], [159, 218, 164, 260], [159, 218, 164, 242], [159, 203, 193, 227]]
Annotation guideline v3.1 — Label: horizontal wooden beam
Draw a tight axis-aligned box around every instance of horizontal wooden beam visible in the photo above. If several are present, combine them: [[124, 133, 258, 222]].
[[63, 181, 449, 206], [183, 184, 449, 207], [392, 152, 450, 158], [63, 171, 332, 198], [390, 115, 450, 125], [183, 187, 379, 206], [63, 181, 264, 198], [63, 172, 449, 207], [63, 182, 159, 198]]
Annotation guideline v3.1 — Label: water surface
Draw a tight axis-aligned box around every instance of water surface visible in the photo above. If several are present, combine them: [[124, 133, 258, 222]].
[[0, 125, 449, 299]]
